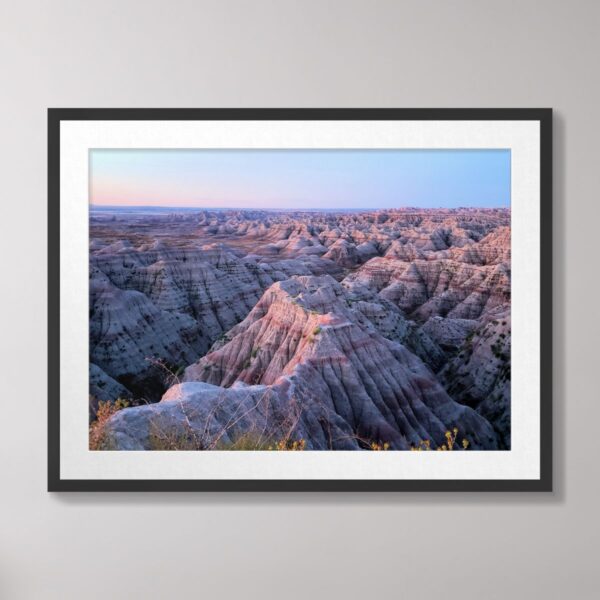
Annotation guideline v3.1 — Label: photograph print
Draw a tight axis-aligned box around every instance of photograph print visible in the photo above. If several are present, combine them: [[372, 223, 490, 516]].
[[88, 148, 511, 453]]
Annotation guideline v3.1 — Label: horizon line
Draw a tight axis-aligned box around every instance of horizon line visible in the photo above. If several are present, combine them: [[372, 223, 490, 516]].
[[90, 203, 510, 211]]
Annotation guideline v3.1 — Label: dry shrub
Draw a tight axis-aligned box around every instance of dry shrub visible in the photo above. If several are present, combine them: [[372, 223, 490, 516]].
[[145, 390, 306, 451], [89, 398, 129, 450]]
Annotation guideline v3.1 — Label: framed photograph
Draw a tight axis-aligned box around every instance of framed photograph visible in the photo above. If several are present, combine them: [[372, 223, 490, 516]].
[[48, 108, 552, 491]]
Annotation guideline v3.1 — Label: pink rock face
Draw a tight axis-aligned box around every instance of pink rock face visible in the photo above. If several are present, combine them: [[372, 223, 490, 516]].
[[92, 207, 511, 449], [171, 275, 498, 450]]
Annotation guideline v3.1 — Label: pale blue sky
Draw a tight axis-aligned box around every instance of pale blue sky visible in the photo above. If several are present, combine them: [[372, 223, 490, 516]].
[[90, 149, 510, 209]]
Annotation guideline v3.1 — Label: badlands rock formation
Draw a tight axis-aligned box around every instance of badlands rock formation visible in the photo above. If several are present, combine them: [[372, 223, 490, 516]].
[[91, 207, 511, 449], [439, 307, 511, 447], [105, 275, 497, 450], [90, 238, 340, 398]]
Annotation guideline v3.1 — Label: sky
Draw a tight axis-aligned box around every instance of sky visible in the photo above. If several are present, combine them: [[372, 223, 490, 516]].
[[89, 149, 510, 210]]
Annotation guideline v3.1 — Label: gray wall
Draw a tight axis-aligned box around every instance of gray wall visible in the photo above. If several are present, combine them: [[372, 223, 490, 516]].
[[0, 1, 597, 598]]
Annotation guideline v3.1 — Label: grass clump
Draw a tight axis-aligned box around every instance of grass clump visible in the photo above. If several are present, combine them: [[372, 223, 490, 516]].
[[150, 427, 307, 452], [410, 427, 470, 451], [369, 441, 390, 451], [148, 420, 205, 450]]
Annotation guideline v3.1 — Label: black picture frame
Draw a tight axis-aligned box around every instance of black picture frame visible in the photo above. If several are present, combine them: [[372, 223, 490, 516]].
[[48, 108, 552, 492]]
